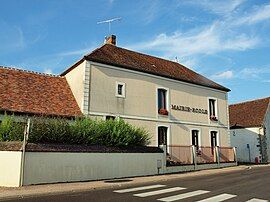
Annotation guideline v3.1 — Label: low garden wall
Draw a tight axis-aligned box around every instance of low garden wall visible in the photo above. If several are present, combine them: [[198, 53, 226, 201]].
[[23, 152, 163, 185], [0, 151, 22, 187], [0, 143, 164, 186], [0, 143, 237, 187]]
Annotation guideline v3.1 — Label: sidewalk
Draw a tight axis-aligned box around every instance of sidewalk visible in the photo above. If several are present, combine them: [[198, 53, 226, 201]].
[[0, 165, 268, 201]]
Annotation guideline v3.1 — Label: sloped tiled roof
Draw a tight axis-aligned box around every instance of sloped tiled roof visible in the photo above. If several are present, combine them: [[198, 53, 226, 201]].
[[229, 97, 270, 128], [0, 66, 82, 117], [61, 44, 230, 92]]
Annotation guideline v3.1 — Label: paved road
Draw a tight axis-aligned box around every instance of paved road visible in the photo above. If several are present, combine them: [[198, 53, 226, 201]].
[[3, 166, 270, 202]]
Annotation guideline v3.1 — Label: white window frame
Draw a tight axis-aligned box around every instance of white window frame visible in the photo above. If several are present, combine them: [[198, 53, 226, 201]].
[[208, 97, 218, 121], [209, 130, 220, 147], [115, 81, 126, 98], [190, 128, 202, 147], [156, 86, 170, 117]]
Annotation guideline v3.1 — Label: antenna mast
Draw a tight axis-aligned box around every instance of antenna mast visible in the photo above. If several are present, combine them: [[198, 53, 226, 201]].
[[97, 17, 122, 34]]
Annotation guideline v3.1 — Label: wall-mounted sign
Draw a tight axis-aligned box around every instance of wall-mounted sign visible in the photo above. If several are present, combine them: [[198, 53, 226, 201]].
[[171, 104, 208, 114]]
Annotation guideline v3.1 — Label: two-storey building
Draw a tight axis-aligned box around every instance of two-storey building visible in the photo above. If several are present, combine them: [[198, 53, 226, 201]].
[[61, 35, 231, 149]]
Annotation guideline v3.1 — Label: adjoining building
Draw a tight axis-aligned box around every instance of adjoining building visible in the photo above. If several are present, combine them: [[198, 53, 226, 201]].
[[0, 66, 82, 118], [1, 35, 231, 152], [229, 97, 270, 163]]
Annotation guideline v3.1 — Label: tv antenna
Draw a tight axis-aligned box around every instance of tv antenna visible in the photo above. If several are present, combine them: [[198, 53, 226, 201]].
[[97, 17, 122, 34]]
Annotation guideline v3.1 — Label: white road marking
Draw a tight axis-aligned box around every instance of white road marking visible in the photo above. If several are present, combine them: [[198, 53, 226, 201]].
[[134, 187, 186, 197], [196, 193, 237, 202], [158, 190, 210, 201], [113, 184, 166, 193], [246, 199, 269, 202]]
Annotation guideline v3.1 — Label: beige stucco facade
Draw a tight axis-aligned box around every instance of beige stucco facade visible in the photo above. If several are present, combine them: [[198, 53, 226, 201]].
[[65, 60, 230, 147], [65, 60, 86, 110]]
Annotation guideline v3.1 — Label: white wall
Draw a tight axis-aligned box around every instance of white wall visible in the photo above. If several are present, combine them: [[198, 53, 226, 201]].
[[263, 105, 270, 162], [230, 127, 261, 163], [23, 152, 163, 185], [0, 151, 22, 187]]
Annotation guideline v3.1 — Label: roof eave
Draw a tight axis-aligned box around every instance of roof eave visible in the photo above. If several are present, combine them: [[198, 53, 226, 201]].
[[87, 58, 230, 92]]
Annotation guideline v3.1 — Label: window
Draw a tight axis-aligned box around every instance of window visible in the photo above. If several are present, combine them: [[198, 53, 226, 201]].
[[116, 82, 125, 98], [118, 84, 123, 95], [209, 98, 218, 121], [210, 131, 218, 147], [158, 126, 167, 146], [191, 129, 200, 150], [105, 116, 115, 121], [210, 131, 218, 154], [157, 88, 168, 115]]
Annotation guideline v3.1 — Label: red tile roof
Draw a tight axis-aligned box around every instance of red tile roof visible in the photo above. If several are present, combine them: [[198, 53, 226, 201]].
[[0, 66, 82, 117], [61, 44, 230, 92], [229, 97, 270, 128]]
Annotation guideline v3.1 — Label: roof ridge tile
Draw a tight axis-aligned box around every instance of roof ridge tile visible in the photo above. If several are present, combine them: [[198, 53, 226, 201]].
[[0, 65, 59, 78]]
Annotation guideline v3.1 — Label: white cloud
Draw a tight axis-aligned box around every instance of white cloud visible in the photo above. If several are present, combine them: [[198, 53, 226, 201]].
[[0, 22, 25, 51], [238, 67, 270, 79], [58, 47, 94, 57], [232, 4, 270, 25], [183, 0, 245, 15], [127, 21, 259, 58], [211, 67, 270, 82], [125, 2, 270, 59], [43, 68, 53, 74], [211, 70, 234, 80]]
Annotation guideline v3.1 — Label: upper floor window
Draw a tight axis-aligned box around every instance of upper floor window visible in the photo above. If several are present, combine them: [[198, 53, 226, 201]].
[[116, 82, 126, 98], [209, 98, 218, 121], [158, 88, 168, 115]]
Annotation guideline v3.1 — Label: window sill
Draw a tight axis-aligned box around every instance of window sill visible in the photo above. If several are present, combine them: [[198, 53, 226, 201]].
[[115, 95, 125, 98]]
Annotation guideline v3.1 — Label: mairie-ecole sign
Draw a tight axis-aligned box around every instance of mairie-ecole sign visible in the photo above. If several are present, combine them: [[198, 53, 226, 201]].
[[171, 104, 208, 114]]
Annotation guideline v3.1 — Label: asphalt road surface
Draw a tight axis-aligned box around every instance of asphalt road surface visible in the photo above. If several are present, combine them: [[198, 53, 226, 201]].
[[4, 166, 270, 202]]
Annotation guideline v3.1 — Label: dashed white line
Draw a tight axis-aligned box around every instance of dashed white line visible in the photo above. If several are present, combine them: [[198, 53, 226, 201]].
[[246, 199, 269, 202], [158, 190, 210, 202], [196, 193, 237, 202], [113, 184, 166, 193], [134, 187, 186, 197]]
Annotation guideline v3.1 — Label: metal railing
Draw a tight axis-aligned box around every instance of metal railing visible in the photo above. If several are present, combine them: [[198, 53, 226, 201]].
[[166, 145, 236, 166]]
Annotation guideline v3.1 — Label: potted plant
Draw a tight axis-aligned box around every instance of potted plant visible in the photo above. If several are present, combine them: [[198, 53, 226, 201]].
[[158, 108, 169, 116], [210, 115, 218, 121]]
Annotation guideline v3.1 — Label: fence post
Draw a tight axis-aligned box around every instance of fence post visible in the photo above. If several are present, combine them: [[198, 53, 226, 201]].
[[159, 144, 167, 173], [192, 145, 197, 170], [215, 146, 220, 168], [233, 147, 237, 165], [19, 118, 31, 187]]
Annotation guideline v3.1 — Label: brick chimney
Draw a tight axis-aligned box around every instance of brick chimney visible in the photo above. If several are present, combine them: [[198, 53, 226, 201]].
[[105, 35, 116, 45]]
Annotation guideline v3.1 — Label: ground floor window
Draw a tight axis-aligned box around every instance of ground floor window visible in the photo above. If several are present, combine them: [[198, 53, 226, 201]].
[[158, 126, 168, 146], [191, 129, 200, 151], [105, 116, 116, 121], [210, 131, 218, 154]]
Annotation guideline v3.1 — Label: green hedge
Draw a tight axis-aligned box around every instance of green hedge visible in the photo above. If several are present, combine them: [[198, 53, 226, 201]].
[[0, 115, 150, 147], [0, 115, 24, 141]]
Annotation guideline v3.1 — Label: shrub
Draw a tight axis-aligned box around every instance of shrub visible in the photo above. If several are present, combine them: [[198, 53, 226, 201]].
[[26, 116, 150, 147], [0, 114, 24, 141]]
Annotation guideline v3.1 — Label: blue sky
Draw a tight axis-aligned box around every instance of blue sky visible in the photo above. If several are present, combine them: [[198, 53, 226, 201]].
[[0, 0, 270, 104]]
